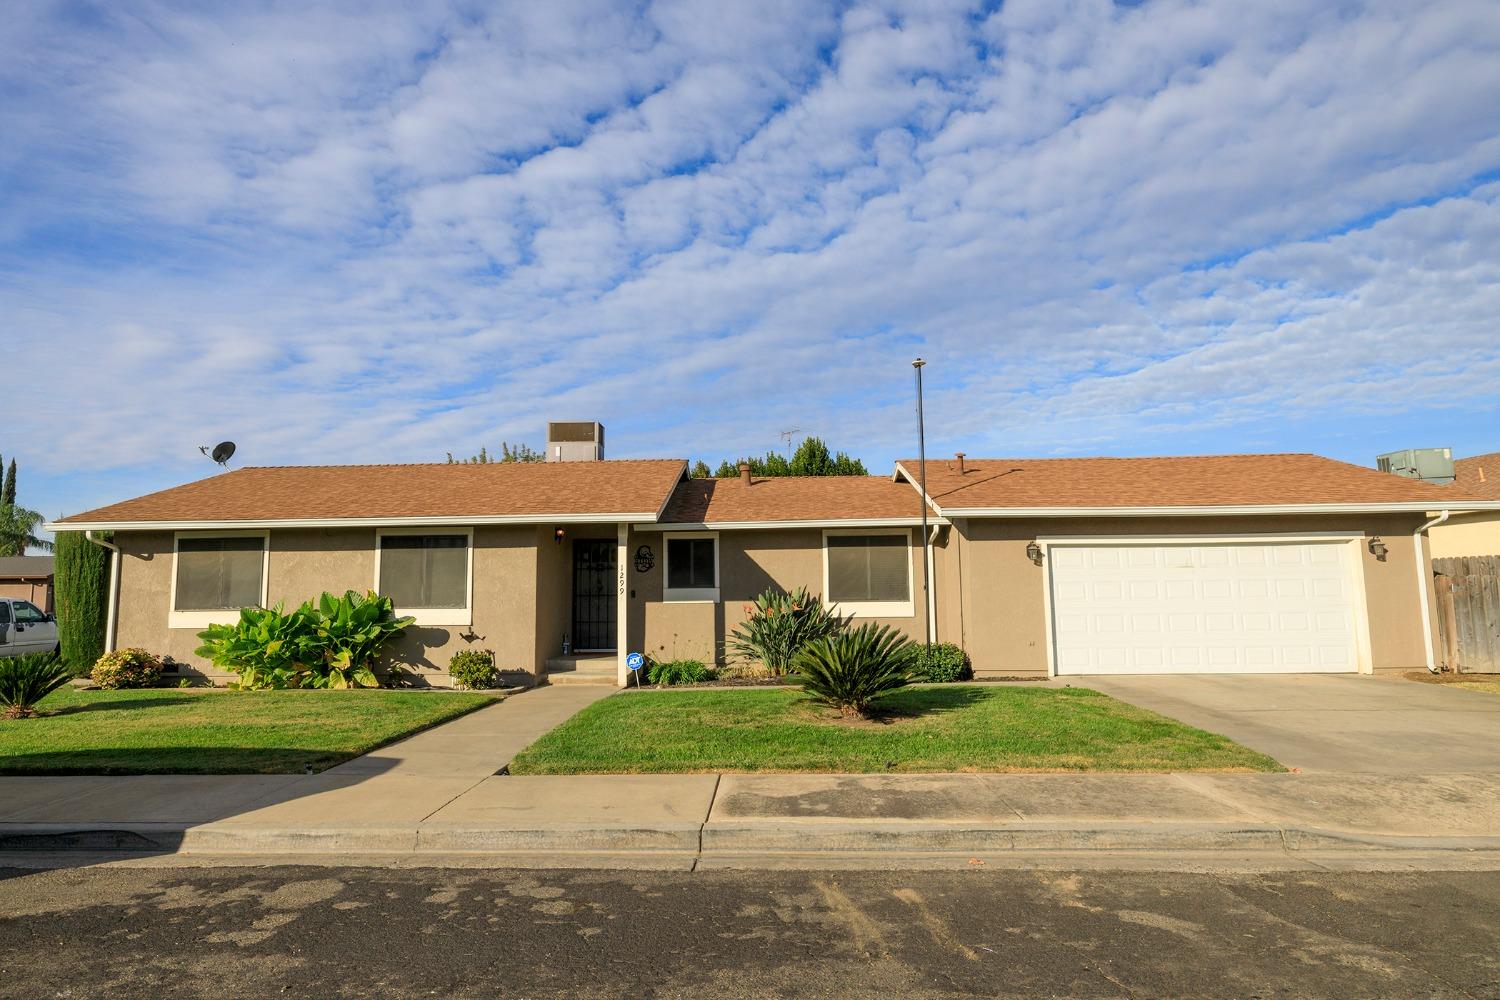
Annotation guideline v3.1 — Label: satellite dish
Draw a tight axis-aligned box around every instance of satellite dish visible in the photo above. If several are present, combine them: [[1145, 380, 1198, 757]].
[[199, 441, 237, 467]]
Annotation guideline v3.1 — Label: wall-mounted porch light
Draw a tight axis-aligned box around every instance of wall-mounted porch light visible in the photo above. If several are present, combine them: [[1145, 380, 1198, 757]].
[[554, 527, 566, 545], [1026, 541, 1044, 566], [1368, 536, 1388, 561]]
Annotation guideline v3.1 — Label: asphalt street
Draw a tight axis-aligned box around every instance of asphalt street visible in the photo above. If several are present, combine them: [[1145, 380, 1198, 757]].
[[2, 865, 1498, 998]]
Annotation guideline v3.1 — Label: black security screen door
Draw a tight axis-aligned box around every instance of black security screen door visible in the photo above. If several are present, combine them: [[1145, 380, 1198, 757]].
[[572, 539, 617, 651]]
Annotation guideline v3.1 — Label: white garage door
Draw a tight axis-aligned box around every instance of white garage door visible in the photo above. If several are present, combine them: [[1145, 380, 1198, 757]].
[[1048, 540, 1363, 675]]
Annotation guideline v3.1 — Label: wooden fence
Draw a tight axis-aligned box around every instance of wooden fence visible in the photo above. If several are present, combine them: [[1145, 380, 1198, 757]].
[[1434, 556, 1500, 673]]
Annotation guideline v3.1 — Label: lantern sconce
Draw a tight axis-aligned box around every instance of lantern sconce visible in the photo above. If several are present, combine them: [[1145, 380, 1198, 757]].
[[554, 527, 566, 546], [1368, 536, 1388, 562], [1026, 541, 1044, 566]]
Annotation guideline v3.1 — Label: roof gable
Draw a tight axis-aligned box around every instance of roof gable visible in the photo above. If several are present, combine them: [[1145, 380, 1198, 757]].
[[660, 475, 930, 525]]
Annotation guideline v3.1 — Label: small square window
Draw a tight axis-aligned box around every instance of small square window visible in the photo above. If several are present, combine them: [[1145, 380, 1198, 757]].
[[664, 535, 718, 601]]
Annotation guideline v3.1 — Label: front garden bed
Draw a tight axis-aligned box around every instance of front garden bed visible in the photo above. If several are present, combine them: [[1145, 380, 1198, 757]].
[[508, 687, 1283, 774], [0, 688, 499, 775]]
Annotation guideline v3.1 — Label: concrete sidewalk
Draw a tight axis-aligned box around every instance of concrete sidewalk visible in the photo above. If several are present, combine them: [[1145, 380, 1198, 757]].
[[4, 768, 1499, 866]]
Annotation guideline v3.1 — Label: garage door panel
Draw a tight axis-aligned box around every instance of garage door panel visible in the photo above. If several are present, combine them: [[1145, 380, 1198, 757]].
[[1050, 540, 1361, 676]]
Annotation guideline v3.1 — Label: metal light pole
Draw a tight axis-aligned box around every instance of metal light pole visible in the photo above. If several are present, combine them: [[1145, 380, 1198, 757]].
[[913, 358, 932, 652]]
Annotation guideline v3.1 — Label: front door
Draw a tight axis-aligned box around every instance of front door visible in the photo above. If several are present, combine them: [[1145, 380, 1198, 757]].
[[572, 539, 617, 651]]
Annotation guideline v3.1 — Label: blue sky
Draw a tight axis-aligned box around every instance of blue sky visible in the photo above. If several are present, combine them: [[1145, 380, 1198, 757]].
[[3, 0, 1499, 528]]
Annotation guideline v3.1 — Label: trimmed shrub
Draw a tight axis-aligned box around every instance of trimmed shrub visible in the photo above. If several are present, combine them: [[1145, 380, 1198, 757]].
[[90, 648, 164, 689], [53, 530, 112, 672], [908, 643, 972, 683], [794, 623, 913, 718], [0, 653, 72, 719], [646, 658, 712, 686], [449, 649, 498, 690], [195, 590, 414, 689], [727, 587, 851, 676]]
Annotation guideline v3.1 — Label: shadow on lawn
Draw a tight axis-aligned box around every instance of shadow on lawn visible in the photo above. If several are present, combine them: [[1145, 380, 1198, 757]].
[[43, 695, 205, 717], [824, 685, 996, 725], [0, 745, 355, 776]]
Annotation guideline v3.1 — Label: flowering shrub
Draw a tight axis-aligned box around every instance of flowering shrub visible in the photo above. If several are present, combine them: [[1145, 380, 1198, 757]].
[[90, 648, 164, 689], [726, 587, 851, 677]]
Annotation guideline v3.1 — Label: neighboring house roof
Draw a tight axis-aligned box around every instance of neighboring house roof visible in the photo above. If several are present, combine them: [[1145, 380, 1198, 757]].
[[894, 453, 1499, 516], [1453, 452, 1500, 500], [0, 556, 54, 579], [658, 476, 933, 528], [47, 461, 689, 529]]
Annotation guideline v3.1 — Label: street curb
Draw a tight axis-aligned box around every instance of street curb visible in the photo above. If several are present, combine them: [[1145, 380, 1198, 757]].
[[4, 821, 1499, 859]]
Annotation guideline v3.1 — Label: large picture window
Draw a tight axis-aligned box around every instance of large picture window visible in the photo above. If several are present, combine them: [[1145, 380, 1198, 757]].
[[823, 531, 913, 616], [170, 532, 268, 628], [664, 533, 718, 602], [377, 530, 472, 624]]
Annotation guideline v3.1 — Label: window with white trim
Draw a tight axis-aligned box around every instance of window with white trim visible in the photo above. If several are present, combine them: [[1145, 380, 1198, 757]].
[[377, 532, 472, 623], [170, 532, 268, 628], [664, 534, 718, 602], [823, 531, 913, 616]]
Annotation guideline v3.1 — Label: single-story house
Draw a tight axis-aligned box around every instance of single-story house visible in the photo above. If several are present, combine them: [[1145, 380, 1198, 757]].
[[0, 556, 55, 614], [45, 433, 1500, 686], [1428, 451, 1500, 558]]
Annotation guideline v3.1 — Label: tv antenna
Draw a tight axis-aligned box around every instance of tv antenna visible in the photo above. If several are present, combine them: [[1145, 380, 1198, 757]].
[[199, 441, 237, 468], [778, 428, 801, 455]]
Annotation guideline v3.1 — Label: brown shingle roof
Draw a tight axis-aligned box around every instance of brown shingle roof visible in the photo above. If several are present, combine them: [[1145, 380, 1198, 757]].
[[660, 476, 928, 524], [896, 453, 1491, 511], [1454, 452, 1500, 500], [51, 460, 688, 527]]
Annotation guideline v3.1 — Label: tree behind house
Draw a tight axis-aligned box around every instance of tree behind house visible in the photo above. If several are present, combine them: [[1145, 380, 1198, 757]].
[[708, 437, 868, 479], [445, 442, 543, 464]]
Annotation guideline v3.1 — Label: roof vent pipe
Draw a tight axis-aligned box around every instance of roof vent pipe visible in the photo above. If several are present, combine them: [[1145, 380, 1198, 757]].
[[955, 452, 966, 474], [739, 462, 752, 485]]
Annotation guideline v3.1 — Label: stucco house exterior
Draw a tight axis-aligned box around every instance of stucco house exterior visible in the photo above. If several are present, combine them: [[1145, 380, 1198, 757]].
[[46, 440, 1500, 687], [1428, 451, 1500, 558]]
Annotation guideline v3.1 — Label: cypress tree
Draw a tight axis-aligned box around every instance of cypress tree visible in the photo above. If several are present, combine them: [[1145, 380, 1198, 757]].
[[1, 458, 14, 506], [54, 531, 112, 671]]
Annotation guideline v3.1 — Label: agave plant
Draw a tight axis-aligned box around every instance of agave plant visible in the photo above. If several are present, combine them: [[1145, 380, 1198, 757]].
[[726, 587, 851, 676], [793, 623, 913, 718], [0, 653, 73, 719]]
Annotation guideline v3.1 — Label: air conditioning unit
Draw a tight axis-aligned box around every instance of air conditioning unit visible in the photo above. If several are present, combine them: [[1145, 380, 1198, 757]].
[[1376, 447, 1454, 484], [547, 422, 604, 462]]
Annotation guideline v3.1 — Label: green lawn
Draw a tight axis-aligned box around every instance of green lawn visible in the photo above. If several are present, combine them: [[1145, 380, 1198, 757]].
[[0, 688, 500, 775], [508, 686, 1283, 775]]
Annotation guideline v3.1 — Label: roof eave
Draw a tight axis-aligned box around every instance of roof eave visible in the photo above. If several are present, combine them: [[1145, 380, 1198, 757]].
[[639, 516, 950, 531], [938, 502, 1500, 518], [44, 512, 661, 532]]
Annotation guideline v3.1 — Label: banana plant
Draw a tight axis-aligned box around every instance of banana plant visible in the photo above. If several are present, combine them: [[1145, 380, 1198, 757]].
[[195, 591, 412, 690]]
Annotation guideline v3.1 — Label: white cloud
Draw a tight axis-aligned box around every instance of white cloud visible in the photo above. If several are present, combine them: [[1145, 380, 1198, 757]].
[[1, 0, 1498, 518]]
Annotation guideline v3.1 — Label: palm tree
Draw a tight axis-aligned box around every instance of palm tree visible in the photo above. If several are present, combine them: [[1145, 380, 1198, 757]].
[[0, 504, 52, 556]]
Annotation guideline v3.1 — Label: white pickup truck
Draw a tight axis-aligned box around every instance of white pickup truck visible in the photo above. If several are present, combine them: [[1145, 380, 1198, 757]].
[[0, 598, 60, 658]]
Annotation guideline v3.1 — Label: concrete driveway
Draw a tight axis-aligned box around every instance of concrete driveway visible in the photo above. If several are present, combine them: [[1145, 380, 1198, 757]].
[[1074, 674, 1500, 773]]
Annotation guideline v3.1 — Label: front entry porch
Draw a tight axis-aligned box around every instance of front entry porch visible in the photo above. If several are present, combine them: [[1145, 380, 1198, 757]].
[[544, 653, 618, 686]]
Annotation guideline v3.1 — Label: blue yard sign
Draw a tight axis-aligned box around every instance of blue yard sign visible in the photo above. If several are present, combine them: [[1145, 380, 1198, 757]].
[[626, 652, 645, 671]]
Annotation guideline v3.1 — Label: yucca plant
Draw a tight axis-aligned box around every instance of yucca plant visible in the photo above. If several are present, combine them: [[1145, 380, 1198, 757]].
[[727, 587, 851, 676], [793, 623, 913, 718], [0, 653, 74, 719]]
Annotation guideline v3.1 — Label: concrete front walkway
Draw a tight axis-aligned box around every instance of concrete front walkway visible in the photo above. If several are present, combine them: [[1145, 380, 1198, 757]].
[[1073, 674, 1500, 773], [0, 684, 614, 846]]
